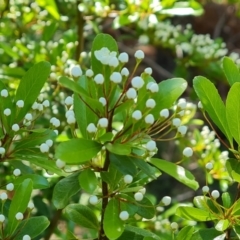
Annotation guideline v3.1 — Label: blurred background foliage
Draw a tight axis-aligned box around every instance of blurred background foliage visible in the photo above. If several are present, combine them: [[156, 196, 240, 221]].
[[1, 0, 240, 239]]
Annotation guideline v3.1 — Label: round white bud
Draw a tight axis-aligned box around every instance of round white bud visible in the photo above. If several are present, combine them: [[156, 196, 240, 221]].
[[134, 192, 144, 201], [99, 97, 107, 106], [108, 57, 119, 67], [98, 118, 108, 128], [161, 196, 171, 206], [160, 109, 169, 118], [177, 99, 187, 109], [171, 222, 178, 230], [124, 175, 133, 184], [119, 211, 129, 221], [118, 52, 129, 63], [40, 143, 49, 153], [42, 100, 50, 107], [134, 50, 144, 59], [3, 108, 11, 116], [146, 99, 156, 108], [16, 100, 24, 108], [87, 123, 97, 133], [45, 139, 53, 147], [52, 118, 60, 128], [202, 186, 209, 193], [0, 214, 5, 222], [147, 82, 159, 93], [13, 168, 21, 176], [126, 88, 137, 99], [0, 147, 5, 155], [32, 102, 38, 110], [144, 67, 152, 75], [110, 72, 122, 83], [121, 67, 129, 77], [131, 76, 144, 89], [15, 212, 24, 220], [70, 65, 82, 78], [65, 96, 73, 105], [12, 124, 20, 132], [6, 183, 14, 191], [132, 110, 142, 120], [23, 235, 31, 240], [177, 126, 188, 135], [206, 162, 213, 170], [37, 103, 43, 111], [86, 69, 94, 77], [1, 89, 8, 97], [65, 110, 74, 118], [172, 118, 181, 127], [94, 74, 104, 84], [146, 140, 156, 151], [138, 188, 146, 195], [25, 113, 33, 121], [28, 202, 34, 209], [211, 190, 220, 199], [56, 159, 66, 168], [145, 114, 154, 124], [183, 147, 193, 157], [0, 192, 8, 201], [67, 115, 76, 124], [89, 195, 98, 205]]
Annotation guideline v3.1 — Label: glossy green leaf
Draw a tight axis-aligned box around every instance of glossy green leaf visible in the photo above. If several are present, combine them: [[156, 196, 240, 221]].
[[149, 158, 199, 190], [7, 179, 33, 235], [223, 56, 240, 86], [190, 229, 226, 240], [176, 226, 195, 240], [226, 82, 240, 145], [226, 158, 240, 182], [15, 216, 50, 240], [65, 204, 99, 230], [234, 225, 240, 238], [13, 174, 49, 189], [176, 206, 218, 221], [215, 219, 229, 232], [106, 142, 132, 156], [103, 198, 124, 239], [231, 198, 240, 215], [15, 61, 51, 122], [193, 76, 232, 145], [53, 172, 81, 209], [136, 197, 155, 219], [78, 168, 98, 194], [36, 0, 60, 19], [221, 192, 232, 209], [55, 138, 102, 164], [110, 154, 137, 176]]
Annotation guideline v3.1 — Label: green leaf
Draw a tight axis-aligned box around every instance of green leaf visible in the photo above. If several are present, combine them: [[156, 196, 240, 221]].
[[78, 168, 98, 194], [15, 216, 50, 240], [110, 154, 137, 176], [221, 192, 232, 209], [136, 197, 155, 219], [190, 229, 226, 240], [226, 158, 240, 182], [15, 61, 51, 122], [231, 198, 240, 215], [226, 82, 240, 145], [36, 0, 60, 20], [222, 56, 240, 86], [176, 226, 195, 240], [106, 143, 132, 156], [103, 198, 124, 239], [91, 33, 118, 75], [193, 76, 232, 145], [13, 174, 49, 189], [64, 204, 99, 230], [176, 206, 218, 221], [215, 219, 229, 232], [55, 138, 102, 164], [149, 158, 199, 190], [7, 179, 33, 235], [53, 172, 81, 209]]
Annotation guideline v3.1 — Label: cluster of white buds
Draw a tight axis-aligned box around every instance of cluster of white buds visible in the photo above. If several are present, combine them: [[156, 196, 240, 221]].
[[40, 139, 53, 153], [94, 47, 119, 67], [65, 109, 76, 125], [50, 117, 60, 128]]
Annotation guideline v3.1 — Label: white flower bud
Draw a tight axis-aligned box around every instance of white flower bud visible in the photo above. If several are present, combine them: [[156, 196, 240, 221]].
[[16, 100, 24, 108], [40, 143, 49, 153], [15, 212, 24, 220], [65, 110, 74, 118], [70, 65, 82, 78], [94, 74, 104, 84], [131, 76, 144, 89], [138, 188, 146, 195], [126, 88, 137, 99], [67, 115, 76, 124], [13, 168, 21, 176], [206, 162, 213, 170], [37, 103, 43, 111], [42, 100, 50, 107], [99, 97, 107, 106], [177, 99, 187, 109], [121, 67, 129, 77], [52, 118, 60, 128], [124, 175, 133, 184], [98, 118, 108, 128], [110, 72, 122, 83], [1, 89, 8, 97], [171, 222, 178, 230], [119, 211, 129, 221], [46, 139, 53, 147], [56, 159, 66, 168], [0, 192, 8, 201], [183, 147, 193, 157], [3, 108, 11, 116], [6, 183, 14, 191], [23, 235, 31, 240], [0, 147, 5, 155], [177, 126, 188, 135], [161, 196, 171, 206], [172, 118, 181, 127], [145, 114, 154, 124], [32, 102, 38, 110], [12, 124, 20, 132], [211, 190, 220, 199], [146, 99, 156, 108], [87, 123, 97, 133], [202, 186, 209, 193], [148, 83, 159, 93], [28, 202, 34, 209], [198, 101, 203, 109], [160, 109, 169, 118], [108, 56, 119, 67], [0, 214, 5, 222], [86, 69, 94, 77], [144, 67, 152, 75], [132, 110, 142, 120], [118, 52, 129, 63], [89, 195, 98, 205], [146, 140, 156, 151], [65, 96, 73, 105], [25, 113, 33, 121], [134, 50, 144, 59], [134, 192, 143, 201]]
